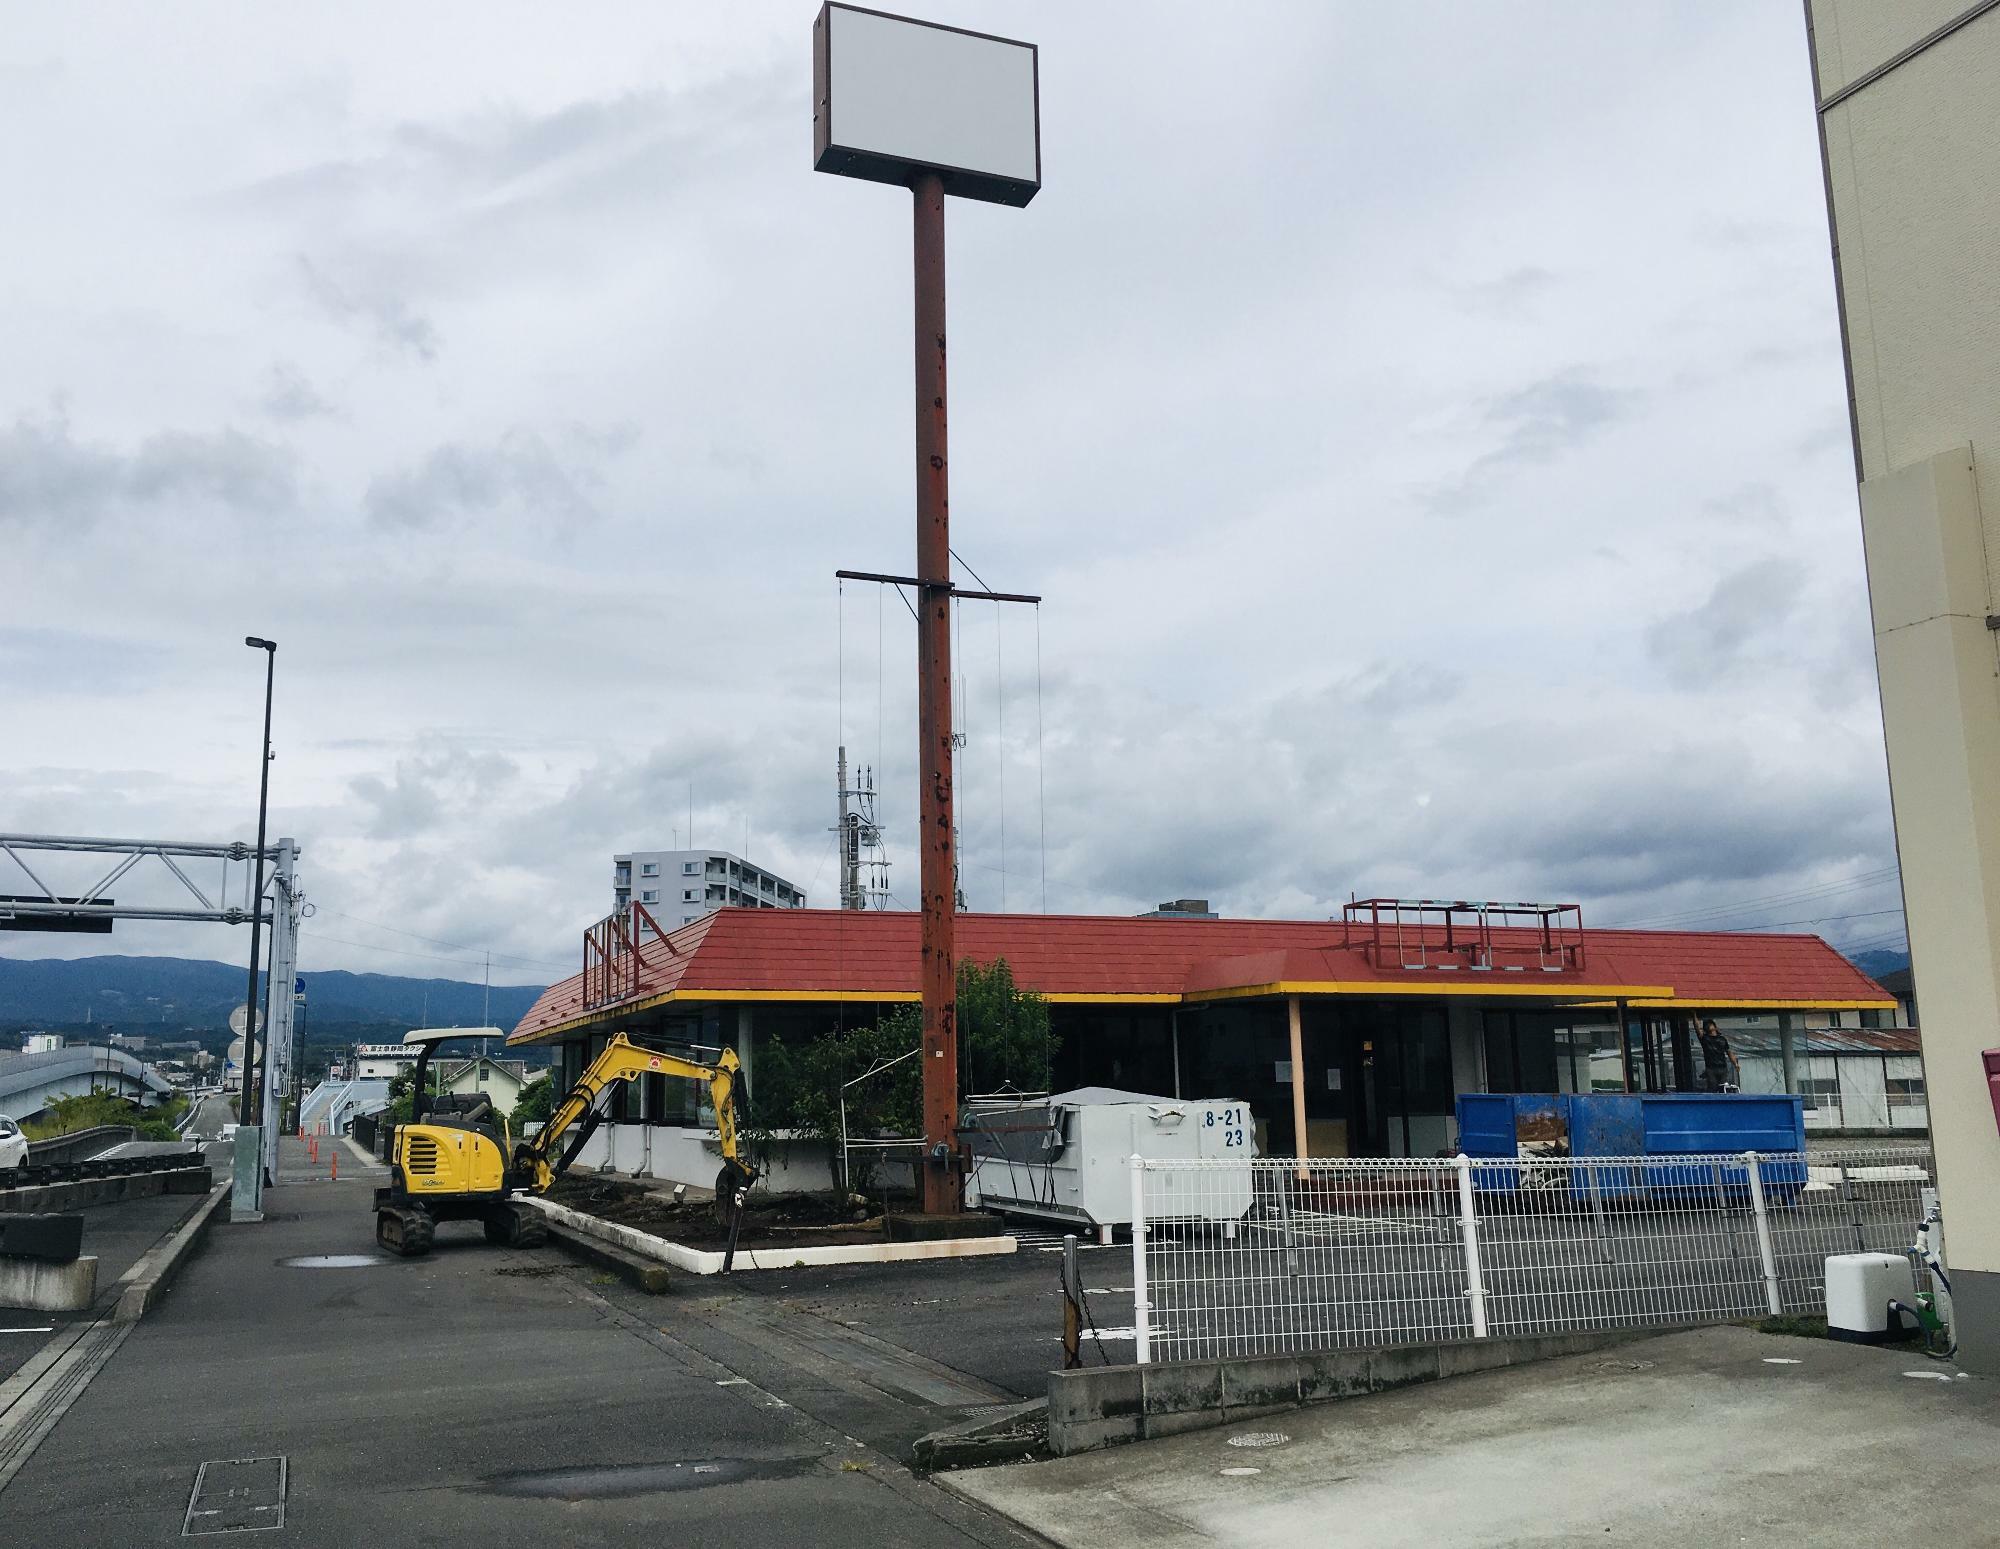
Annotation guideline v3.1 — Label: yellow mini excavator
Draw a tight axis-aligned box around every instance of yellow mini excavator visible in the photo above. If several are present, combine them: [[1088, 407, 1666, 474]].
[[373, 1029, 752, 1259]]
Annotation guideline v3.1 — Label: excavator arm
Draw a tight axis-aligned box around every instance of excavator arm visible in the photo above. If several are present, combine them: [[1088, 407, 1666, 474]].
[[513, 1033, 748, 1200]]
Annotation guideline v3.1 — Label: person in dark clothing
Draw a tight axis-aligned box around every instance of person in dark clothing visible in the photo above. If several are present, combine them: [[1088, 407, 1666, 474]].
[[1698, 1018, 1739, 1092]]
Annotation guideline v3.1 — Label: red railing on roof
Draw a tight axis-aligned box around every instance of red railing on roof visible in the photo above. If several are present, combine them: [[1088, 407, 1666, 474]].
[[582, 901, 671, 1012], [1341, 898, 1585, 974]]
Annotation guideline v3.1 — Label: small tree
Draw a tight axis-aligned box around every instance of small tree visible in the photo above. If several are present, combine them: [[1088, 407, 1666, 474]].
[[744, 957, 1054, 1195], [510, 1072, 557, 1132]]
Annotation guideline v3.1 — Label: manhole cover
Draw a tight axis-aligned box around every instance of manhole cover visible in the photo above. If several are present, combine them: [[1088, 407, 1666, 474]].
[[1593, 1360, 1655, 1372], [1226, 1431, 1290, 1449], [280, 1254, 387, 1269], [183, 1456, 287, 1536]]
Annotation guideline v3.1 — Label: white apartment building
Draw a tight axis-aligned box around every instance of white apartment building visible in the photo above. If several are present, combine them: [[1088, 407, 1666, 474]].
[[613, 849, 807, 928]]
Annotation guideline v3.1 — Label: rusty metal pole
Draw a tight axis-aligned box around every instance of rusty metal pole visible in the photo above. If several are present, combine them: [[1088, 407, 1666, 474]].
[[913, 171, 958, 1215]]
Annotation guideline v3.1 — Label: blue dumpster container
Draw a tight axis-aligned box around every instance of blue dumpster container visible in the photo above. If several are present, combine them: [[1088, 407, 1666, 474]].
[[1455, 1092, 1806, 1201]]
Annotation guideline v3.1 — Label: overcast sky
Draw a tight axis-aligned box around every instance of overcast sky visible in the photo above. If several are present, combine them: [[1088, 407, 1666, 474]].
[[0, 3, 1906, 989]]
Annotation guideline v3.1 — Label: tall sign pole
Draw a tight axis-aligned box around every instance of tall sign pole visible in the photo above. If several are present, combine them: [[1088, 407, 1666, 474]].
[[815, 2, 1040, 1213], [912, 168, 958, 1210]]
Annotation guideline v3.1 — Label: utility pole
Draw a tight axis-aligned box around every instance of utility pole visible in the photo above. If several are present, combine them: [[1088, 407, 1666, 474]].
[[815, 3, 1041, 1213]]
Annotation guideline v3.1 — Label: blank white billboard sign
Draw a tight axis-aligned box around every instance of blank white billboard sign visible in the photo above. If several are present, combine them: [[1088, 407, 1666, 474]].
[[814, 4, 1040, 206]]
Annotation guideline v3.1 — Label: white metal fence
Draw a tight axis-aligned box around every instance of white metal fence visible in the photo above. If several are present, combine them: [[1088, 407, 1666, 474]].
[[1128, 1149, 1933, 1364]]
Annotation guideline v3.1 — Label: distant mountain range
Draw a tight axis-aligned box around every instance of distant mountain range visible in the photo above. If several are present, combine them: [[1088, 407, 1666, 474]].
[[1846, 948, 1910, 983], [0, 954, 547, 1034]]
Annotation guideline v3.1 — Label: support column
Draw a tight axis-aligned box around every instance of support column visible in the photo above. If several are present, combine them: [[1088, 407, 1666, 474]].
[[260, 839, 298, 1185], [912, 170, 959, 1214], [1288, 995, 1309, 1180], [1616, 999, 1634, 1094], [1778, 1010, 1798, 1095]]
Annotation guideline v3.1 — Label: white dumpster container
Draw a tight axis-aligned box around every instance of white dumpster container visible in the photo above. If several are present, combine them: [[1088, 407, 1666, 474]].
[[962, 1086, 1255, 1228], [1825, 1252, 1918, 1343]]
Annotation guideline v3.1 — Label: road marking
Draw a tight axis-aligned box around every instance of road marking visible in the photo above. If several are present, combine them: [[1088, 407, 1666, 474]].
[[0, 1317, 135, 1496], [0, 1328, 54, 1336]]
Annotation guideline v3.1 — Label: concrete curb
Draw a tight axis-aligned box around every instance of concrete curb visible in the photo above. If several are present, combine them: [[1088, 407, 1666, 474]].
[[1046, 1327, 1662, 1455], [112, 1178, 232, 1323], [523, 1195, 1018, 1274], [913, 1399, 1048, 1473], [540, 1216, 673, 1295]]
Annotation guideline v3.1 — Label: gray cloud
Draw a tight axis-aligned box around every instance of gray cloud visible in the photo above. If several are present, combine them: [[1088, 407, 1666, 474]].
[[0, 413, 296, 526], [258, 361, 336, 422], [363, 429, 608, 531], [1645, 556, 1806, 689], [296, 255, 440, 361], [1480, 371, 1634, 469]]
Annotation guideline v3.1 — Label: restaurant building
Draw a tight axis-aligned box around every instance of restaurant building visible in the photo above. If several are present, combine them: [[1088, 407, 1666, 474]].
[[506, 899, 1896, 1188]]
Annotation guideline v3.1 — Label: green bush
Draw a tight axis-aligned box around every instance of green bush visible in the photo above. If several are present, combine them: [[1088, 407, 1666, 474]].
[[511, 1073, 557, 1131], [24, 1090, 187, 1142]]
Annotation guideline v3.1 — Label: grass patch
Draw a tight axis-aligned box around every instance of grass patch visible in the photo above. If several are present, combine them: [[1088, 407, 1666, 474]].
[[1755, 1313, 1927, 1351]]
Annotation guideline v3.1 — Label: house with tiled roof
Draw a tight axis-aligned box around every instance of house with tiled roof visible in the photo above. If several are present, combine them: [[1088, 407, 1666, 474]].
[[508, 900, 1898, 1191]]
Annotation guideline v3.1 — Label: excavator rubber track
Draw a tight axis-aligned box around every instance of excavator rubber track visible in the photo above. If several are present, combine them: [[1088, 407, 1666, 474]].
[[376, 1205, 435, 1258], [482, 1202, 549, 1249]]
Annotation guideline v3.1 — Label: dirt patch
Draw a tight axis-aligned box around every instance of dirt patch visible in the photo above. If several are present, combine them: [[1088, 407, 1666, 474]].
[[548, 1176, 918, 1252]]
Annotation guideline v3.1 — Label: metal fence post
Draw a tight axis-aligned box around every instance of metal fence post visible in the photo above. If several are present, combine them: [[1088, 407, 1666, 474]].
[[1454, 1153, 1489, 1338], [1129, 1154, 1152, 1364], [1744, 1151, 1782, 1316], [1587, 1162, 1613, 1264]]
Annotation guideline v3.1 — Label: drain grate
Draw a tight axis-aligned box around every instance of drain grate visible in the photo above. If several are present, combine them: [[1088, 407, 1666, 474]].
[[1226, 1431, 1290, 1449], [183, 1455, 287, 1535]]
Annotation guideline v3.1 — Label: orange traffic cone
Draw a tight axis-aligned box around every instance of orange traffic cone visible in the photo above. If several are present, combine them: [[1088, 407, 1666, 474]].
[[330, 1151, 338, 1182]]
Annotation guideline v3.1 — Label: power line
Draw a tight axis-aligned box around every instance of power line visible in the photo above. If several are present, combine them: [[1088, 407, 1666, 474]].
[[1613, 866, 1900, 930], [1714, 906, 1905, 934]]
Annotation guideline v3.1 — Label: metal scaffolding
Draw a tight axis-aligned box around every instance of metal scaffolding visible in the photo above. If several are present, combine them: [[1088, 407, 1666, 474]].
[[0, 831, 304, 1189]]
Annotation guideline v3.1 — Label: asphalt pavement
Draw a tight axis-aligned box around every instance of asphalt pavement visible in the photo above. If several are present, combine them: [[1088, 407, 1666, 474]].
[[0, 1190, 210, 1385], [0, 1139, 1050, 1547]]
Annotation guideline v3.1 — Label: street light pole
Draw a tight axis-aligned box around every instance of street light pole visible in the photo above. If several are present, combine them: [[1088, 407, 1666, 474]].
[[239, 637, 276, 1125]]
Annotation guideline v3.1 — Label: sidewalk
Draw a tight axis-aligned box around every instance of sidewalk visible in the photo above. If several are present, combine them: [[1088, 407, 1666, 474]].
[[946, 1325, 2000, 1549]]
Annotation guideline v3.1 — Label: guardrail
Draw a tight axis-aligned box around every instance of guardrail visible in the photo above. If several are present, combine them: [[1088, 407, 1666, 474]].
[[1127, 1147, 1934, 1364], [6, 1150, 208, 1189], [25, 1125, 138, 1165]]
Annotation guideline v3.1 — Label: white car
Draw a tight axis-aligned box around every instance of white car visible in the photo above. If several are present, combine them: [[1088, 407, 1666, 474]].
[[0, 1114, 27, 1171]]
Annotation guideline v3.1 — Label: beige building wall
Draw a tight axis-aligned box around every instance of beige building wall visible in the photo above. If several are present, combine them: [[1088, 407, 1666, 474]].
[[1808, 0, 2000, 1370]]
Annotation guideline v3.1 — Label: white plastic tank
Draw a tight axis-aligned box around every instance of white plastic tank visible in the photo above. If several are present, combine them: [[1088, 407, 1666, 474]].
[[1825, 1252, 1918, 1342]]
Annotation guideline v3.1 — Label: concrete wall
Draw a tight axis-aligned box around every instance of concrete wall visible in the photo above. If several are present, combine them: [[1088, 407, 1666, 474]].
[[1809, 1, 2000, 1369], [569, 1121, 854, 1194], [1046, 1330, 1646, 1456]]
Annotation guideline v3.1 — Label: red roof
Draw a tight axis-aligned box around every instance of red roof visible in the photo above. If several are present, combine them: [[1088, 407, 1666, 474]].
[[508, 908, 1894, 1045]]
